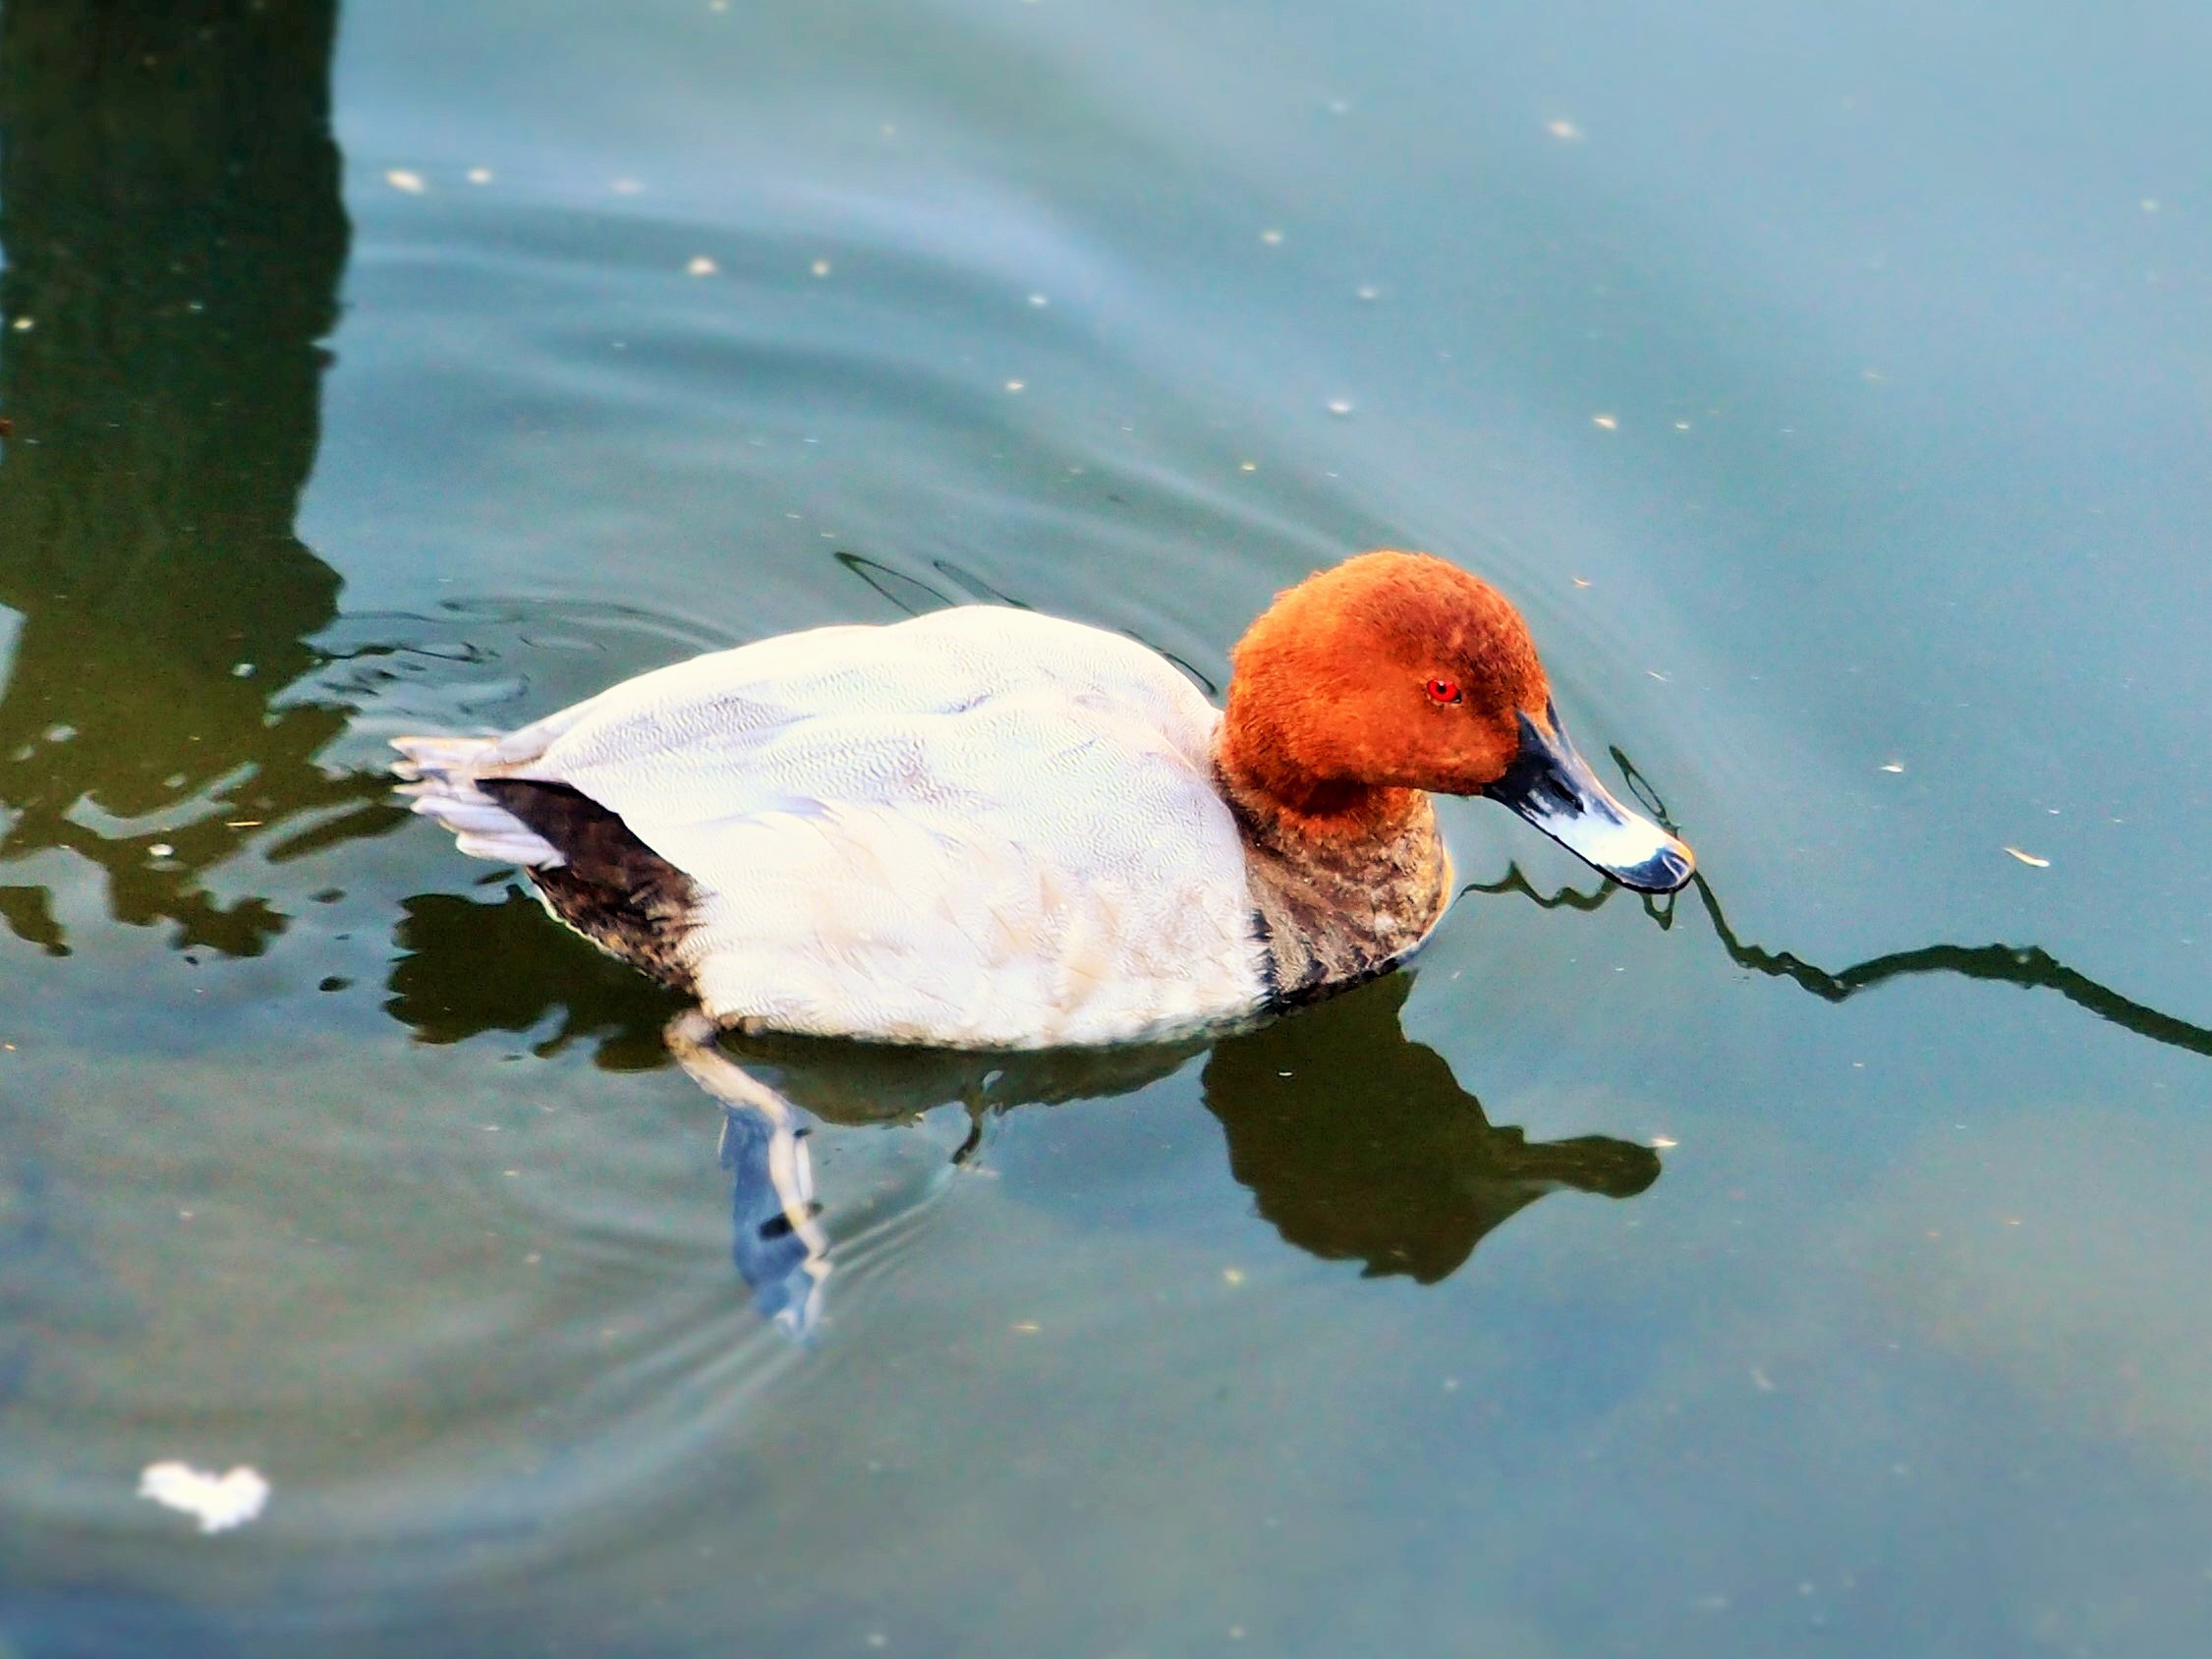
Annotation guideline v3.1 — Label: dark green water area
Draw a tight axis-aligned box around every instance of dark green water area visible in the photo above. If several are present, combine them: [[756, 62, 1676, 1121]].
[[2, 2, 2209, 1653]]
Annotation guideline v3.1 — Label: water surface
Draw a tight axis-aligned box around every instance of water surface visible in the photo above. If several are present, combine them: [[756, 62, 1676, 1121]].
[[3, 1, 2210, 1653]]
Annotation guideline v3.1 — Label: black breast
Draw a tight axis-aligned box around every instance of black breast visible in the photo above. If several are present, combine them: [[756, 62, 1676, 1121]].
[[480, 779, 702, 995]]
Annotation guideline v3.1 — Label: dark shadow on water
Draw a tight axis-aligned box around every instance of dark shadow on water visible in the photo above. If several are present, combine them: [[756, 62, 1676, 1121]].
[[0, 1, 403, 960]]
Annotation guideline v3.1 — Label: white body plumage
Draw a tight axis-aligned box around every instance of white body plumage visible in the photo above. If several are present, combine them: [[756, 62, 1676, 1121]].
[[396, 607, 1272, 1048]]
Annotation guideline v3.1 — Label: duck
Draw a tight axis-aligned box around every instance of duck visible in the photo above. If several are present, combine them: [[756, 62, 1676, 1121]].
[[392, 549, 1693, 1053]]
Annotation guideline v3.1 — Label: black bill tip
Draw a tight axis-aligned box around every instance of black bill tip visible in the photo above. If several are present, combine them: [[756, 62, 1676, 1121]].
[[1481, 705, 1695, 894]]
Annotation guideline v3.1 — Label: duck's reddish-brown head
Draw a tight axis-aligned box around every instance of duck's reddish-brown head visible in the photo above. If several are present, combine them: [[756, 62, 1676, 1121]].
[[1219, 549, 1694, 892]]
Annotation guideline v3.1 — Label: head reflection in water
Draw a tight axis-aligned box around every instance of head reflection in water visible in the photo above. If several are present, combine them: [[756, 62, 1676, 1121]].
[[1201, 975, 1659, 1282]]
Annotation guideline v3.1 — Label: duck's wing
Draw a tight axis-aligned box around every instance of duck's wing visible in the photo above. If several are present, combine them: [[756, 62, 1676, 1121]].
[[437, 607, 1267, 1047]]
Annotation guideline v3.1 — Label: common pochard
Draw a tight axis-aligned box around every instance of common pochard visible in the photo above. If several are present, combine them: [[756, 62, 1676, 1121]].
[[394, 549, 1693, 1050]]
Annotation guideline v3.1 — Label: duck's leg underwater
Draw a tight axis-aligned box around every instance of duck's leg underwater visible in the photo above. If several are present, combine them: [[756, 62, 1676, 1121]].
[[664, 1010, 830, 1338]]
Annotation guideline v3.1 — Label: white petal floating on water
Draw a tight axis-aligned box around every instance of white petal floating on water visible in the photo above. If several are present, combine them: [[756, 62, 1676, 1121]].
[[1547, 118, 1583, 141], [1591, 414, 1617, 429], [139, 1461, 270, 1534], [466, 167, 493, 185], [2004, 846, 2051, 868], [686, 257, 718, 277], [1326, 398, 1354, 417], [384, 169, 425, 195], [1880, 762, 1905, 773]]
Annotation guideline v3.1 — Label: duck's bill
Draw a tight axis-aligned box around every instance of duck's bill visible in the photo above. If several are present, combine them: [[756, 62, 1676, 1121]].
[[1483, 706, 1695, 893]]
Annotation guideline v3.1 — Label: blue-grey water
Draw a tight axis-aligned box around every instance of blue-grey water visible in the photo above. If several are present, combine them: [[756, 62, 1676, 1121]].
[[3, 1, 2210, 1653]]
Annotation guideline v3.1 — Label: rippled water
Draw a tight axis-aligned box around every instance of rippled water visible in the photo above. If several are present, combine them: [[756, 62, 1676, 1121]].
[[4, 1, 2210, 1653]]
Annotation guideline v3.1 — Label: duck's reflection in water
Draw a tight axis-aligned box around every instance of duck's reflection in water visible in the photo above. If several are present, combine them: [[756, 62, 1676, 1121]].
[[707, 976, 1658, 1330], [392, 889, 1659, 1335]]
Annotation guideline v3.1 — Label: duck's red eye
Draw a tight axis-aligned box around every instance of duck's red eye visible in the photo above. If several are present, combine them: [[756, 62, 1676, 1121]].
[[1426, 677, 1462, 706]]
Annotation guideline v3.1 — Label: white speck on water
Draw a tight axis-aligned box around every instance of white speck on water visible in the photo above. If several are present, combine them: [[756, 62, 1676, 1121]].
[[1239, 460, 1258, 472], [1592, 414, 1617, 429], [2141, 198, 2161, 212], [610, 178, 644, 195], [1751, 1365, 1776, 1392], [1326, 97, 1350, 115], [686, 256, 718, 276], [1880, 761, 1905, 772], [811, 258, 832, 277], [467, 167, 493, 185], [1673, 420, 1691, 429], [1326, 398, 1354, 417], [11, 316, 34, 332], [1651, 1136, 1678, 1149], [2004, 846, 2051, 868], [1547, 118, 1583, 141], [1027, 292, 1049, 307], [1003, 379, 1025, 393], [384, 169, 425, 194], [140, 1462, 269, 1534], [231, 661, 255, 677], [1260, 228, 1284, 246], [1355, 284, 1381, 302]]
